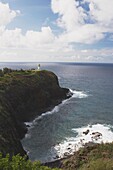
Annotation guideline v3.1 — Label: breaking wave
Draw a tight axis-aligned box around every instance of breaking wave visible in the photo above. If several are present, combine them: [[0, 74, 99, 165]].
[[25, 89, 88, 131], [52, 124, 113, 160], [69, 89, 88, 99]]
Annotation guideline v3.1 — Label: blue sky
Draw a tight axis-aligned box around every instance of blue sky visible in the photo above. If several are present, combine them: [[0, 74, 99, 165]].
[[5, 0, 54, 30], [0, 0, 113, 62]]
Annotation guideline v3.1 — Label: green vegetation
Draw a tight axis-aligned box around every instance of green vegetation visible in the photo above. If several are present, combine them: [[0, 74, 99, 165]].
[[1, 68, 113, 170], [61, 143, 113, 170], [0, 70, 4, 77], [79, 158, 113, 170], [1, 143, 113, 170], [0, 153, 60, 170]]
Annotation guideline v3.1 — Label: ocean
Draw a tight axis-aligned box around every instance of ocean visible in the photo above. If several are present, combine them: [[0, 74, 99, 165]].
[[0, 62, 113, 162]]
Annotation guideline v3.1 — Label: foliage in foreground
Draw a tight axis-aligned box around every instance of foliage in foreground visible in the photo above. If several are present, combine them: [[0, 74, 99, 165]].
[[0, 153, 60, 170], [1, 144, 113, 170]]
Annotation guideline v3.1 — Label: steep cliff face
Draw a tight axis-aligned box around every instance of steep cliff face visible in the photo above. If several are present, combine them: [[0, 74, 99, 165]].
[[0, 70, 70, 157], [0, 95, 26, 157]]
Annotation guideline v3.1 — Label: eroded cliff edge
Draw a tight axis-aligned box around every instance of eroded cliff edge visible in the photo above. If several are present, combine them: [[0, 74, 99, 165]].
[[0, 69, 70, 157]]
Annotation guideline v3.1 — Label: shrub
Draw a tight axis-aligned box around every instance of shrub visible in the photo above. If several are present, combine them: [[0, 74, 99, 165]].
[[0, 153, 60, 170], [0, 69, 4, 77], [3, 68, 12, 74], [79, 158, 113, 170]]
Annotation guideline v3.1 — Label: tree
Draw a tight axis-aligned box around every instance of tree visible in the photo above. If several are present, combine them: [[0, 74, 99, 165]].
[[0, 69, 4, 77], [3, 68, 12, 74]]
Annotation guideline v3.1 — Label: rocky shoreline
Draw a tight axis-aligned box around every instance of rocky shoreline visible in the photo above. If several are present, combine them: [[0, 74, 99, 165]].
[[0, 69, 72, 157]]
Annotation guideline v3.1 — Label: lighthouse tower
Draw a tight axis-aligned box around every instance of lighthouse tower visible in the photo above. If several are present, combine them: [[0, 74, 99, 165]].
[[37, 64, 40, 71]]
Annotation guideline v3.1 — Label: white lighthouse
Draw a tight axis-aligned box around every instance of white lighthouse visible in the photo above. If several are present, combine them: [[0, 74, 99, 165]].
[[37, 64, 40, 71]]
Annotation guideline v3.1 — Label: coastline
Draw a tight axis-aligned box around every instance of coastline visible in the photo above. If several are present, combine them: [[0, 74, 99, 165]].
[[0, 69, 72, 157], [22, 87, 113, 163], [44, 142, 113, 170], [0, 65, 113, 169]]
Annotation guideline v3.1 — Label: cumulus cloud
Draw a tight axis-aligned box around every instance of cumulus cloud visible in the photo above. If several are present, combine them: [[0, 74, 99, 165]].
[[25, 27, 55, 48], [0, 1, 113, 62], [87, 0, 113, 25], [0, 28, 24, 47], [0, 2, 20, 27], [0, 26, 56, 49], [0, 3, 56, 49], [51, 0, 113, 44], [51, 0, 86, 31]]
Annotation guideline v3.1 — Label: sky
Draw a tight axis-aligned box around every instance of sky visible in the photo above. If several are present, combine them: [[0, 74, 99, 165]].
[[0, 0, 113, 62]]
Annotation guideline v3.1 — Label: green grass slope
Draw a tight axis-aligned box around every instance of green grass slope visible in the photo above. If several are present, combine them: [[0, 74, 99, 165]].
[[60, 143, 113, 170]]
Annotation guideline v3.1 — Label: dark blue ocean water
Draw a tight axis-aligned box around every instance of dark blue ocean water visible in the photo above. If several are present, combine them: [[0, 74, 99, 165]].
[[0, 62, 113, 162]]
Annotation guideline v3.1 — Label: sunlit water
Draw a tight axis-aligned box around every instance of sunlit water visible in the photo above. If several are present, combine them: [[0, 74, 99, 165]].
[[1, 62, 113, 162]]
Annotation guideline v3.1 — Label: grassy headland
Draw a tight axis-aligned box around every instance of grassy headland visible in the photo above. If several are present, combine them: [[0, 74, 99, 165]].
[[0, 68, 69, 157]]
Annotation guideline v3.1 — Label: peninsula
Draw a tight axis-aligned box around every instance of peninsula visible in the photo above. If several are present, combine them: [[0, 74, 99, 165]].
[[0, 68, 71, 157]]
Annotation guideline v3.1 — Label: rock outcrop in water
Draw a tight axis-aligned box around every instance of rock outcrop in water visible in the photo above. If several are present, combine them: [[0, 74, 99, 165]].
[[0, 69, 70, 157]]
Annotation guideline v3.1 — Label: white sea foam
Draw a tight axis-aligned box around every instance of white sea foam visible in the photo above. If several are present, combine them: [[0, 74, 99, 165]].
[[34, 105, 60, 121], [58, 76, 61, 80], [53, 124, 113, 160], [69, 89, 88, 98], [25, 133, 31, 139], [25, 122, 33, 126]]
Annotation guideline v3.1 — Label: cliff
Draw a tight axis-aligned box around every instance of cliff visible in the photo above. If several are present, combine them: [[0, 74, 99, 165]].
[[0, 69, 70, 157]]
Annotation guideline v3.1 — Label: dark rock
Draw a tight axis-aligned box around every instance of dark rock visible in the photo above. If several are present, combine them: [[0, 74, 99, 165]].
[[91, 132, 102, 140], [67, 147, 71, 150], [56, 155, 60, 159], [83, 129, 90, 135]]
